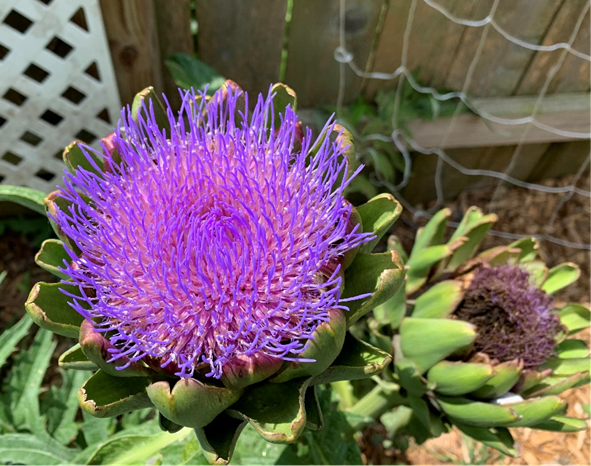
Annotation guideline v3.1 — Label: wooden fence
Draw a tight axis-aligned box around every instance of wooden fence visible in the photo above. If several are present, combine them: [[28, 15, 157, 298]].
[[99, 0, 590, 204]]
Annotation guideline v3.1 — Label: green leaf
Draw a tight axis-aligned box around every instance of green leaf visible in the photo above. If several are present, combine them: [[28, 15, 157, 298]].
[[530, 415, 588, 432], [85, 428, 193, 465], [411, 280, 463, 318], [34, 239, 70, 279], [25, 282, 85, 337], [505, 396, 566, 427], [342, 250, 405, 325], [428, 361, 494, 396], [399, 318, 476, 373], [12, 329, 56, 434], [538, 356, 591, 376], [63, 140, 104, 176], [131, 87, 170, 133], [356, 194, 403, 253], [542, 263, 580, 294], [0, 315, 33, 370], [166, 52, 226, 93], [508, 237, 539, 262], [410, 208, 450, 255], [0, 185, 46, 214], [395, 358, 429, 395], [445, 208, 497, 271], [195, 412, 247, 465], [556, 339, 590, 359], [345, 175, 378, 200], [372, 285, 406, 329], [58, 343, 98, 371], [471, 359, 523, 400], [147, 378, 241, 430], [227, 377, 311, 444], [0, 434, 75, 465], [558, 304, 591, 334], [405, 244, 457, 295], [79, 370, 153, 418], [271, 83, 297, 120], [436, 396, 520, 427], [304, 385, 323, 431], [454, 423, 517, 456], [271, 309, 346, 383], [310, 334, 392, 385]]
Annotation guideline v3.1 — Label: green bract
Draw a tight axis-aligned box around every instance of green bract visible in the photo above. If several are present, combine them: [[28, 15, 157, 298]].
[[365, 207, 590, 455], [23, 81, 404, 465]]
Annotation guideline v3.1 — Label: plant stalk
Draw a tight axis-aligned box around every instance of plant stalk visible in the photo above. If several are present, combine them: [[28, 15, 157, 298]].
[[345, 383, 406, 432]]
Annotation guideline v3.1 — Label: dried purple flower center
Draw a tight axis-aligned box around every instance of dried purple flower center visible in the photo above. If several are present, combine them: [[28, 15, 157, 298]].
[[55, 88, 371, 378], [454, 264, 561, 368]]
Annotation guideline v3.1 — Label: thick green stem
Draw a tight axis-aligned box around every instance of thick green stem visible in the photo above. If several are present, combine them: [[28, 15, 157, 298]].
[[345, 383, 406, 432]]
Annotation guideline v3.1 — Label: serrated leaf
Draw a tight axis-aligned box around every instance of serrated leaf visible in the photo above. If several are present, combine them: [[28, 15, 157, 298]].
[[0, 315, 33, 370], [0, 434, 75, 465], [79, 370, 153, 418], [85, 428, 193, 465], [25, 282, 85, 337], [356, 194, 402, 253], [12, 329, 56, 434], [342, 250, 405, 325], [399, 318, 476, 373], [411, 280, 463, 318], [0, 185, 46, 215], [542, 263, 580, 294], [34, 239, 70, 279], [310, 334, 392, 385]]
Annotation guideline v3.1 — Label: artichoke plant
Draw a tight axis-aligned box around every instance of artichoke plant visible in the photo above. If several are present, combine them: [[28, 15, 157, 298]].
[[356, 206, 590, 455], [23, 81, 407, 464]]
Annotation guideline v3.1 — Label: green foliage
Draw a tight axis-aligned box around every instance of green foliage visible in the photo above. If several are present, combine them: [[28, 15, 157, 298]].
[[0, 216, 53, 247], [166, 53, 226, 94]]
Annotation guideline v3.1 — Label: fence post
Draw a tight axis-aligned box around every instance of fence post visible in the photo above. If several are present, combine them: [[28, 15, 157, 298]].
[[99, 0, 164, 106]]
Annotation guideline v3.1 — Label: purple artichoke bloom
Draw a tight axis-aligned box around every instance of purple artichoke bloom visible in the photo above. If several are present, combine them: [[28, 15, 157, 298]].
[[53, 87, 372, 379], [454, 264, 562, 368]]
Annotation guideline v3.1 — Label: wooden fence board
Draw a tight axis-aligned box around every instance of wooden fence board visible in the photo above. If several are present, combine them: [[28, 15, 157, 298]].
[[516, 1, 590, 95], [153, 0, 194, 109], [100, 0, 163, 106], [406, 93, 590, 149], [527, 140, 590, 181], [285, 0, 383, 107], [195, 0, 287, 97], [444, 0, 563, 97]]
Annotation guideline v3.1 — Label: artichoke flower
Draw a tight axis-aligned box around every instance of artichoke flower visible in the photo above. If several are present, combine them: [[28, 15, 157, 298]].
[[362, 207, 590, 455], [24, 81, 406, 464]]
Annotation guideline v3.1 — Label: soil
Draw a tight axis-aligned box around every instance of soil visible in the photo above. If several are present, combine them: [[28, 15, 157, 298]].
[[1, 172, 589, 465]]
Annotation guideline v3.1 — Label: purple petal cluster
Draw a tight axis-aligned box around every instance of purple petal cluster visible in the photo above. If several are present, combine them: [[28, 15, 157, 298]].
[[455, 264, 561, 368], [54, 87, 372, 378]]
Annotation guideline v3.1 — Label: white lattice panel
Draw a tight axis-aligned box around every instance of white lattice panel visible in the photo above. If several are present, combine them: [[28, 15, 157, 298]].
[[0, 0, 120, 191]]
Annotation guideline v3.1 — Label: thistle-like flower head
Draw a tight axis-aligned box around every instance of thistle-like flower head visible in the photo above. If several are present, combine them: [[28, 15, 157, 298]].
[[54, 86, 371, 378], [454, 264, 562, 368]]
